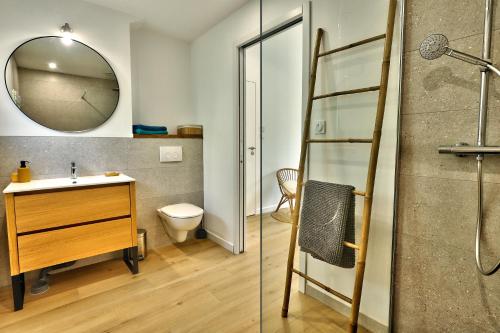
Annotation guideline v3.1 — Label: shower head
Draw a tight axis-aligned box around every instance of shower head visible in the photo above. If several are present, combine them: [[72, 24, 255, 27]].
[[419, 33, 500, 76], [419, 34, 449, 60]]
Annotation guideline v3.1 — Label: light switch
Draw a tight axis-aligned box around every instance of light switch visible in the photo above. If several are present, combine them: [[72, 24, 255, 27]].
[[315, 120, 326, 134], [160, 146, 182, 162]]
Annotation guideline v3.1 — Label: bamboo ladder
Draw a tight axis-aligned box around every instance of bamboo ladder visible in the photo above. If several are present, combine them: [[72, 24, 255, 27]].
[[281, 1, 398, 332]]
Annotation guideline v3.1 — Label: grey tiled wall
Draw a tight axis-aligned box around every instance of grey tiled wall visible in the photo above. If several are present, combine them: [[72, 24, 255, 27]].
[[0, 137, 203, 287], [394, 1, 500, 331]]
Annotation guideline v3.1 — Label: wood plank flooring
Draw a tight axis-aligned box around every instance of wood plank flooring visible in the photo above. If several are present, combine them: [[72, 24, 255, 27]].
[[0, 212, 369, 332]]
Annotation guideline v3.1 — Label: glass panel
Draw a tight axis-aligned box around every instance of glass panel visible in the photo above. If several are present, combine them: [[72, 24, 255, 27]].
[[260, 21, 304, 330], [261, 0, 403, 331]]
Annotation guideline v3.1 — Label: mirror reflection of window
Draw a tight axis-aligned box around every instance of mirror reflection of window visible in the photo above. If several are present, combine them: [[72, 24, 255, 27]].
[[4, 36, 119, 132]]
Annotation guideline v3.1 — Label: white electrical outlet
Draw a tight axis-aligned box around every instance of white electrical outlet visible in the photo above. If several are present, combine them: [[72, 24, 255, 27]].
[[315, 120, 326, 134], [160, 146, 182, 162]]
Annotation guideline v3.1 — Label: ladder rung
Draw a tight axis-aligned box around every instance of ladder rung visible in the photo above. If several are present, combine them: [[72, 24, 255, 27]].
[[301, 183, 366, 197], [292, 268, 352, 304], [318, 34, 386, 57], [313, 85, 380, 100], [307, 138, 373, 143], [343, 241, 360, 250], [353, 190, 366, 196]]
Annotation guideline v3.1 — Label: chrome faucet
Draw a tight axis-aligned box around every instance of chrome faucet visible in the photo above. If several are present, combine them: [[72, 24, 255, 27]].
[[70, 162, 77, 180]]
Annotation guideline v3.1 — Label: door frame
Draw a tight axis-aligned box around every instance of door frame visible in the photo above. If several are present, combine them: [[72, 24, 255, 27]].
[[235, 2, 311, 254]]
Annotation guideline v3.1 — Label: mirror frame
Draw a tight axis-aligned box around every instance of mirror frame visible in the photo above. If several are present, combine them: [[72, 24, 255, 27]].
[[4, 35, 120, 133]]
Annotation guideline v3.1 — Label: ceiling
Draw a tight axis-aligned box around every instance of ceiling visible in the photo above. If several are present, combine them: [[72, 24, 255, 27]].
[[83, 0, 250, 41]]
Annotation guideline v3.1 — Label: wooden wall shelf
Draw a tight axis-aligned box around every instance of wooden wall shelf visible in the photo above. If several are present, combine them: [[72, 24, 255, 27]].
[[133, 134, 202, 139]]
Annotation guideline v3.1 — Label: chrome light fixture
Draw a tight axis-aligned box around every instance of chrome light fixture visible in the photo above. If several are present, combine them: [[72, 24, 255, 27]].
[[60, 23, 73, 46]]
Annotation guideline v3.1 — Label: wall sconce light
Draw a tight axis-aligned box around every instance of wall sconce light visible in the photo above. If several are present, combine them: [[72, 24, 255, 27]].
[[60, 23, 73, 46]]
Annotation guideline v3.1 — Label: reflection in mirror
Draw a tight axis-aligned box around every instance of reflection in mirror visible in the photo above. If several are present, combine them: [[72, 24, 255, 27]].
[[4, 36, 119, 132]]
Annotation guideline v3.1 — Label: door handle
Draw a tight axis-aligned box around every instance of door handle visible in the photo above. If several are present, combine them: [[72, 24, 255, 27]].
[[248, 146, 256, 151], [248, 146, 256, 155]]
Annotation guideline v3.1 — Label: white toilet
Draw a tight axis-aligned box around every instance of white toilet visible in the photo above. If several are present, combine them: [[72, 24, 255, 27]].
[[157, 203, 204, 242]]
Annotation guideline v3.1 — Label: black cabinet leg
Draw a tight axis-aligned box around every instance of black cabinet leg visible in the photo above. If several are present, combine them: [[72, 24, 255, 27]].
[[12, 273, 25, 311], [123, 246, 139, 274]]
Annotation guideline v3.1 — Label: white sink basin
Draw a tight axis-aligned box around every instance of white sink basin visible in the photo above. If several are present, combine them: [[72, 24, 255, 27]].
[[3, 174, 135, 194]]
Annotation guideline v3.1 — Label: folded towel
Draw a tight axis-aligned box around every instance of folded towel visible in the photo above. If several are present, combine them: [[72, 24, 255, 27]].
[[134, 128, 168, 135], [298, 180, 355, 268], [133, 124, 168, 132]]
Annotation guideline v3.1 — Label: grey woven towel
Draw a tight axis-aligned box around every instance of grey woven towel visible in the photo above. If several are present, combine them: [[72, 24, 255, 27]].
[[298, 180, 355, 268]]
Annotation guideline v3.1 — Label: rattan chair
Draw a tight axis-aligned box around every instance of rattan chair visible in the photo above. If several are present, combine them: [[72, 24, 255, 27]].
[[275, 168, 298, 214]]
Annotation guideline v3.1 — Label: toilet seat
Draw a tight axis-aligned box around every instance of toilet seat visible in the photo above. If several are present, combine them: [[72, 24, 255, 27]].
[[159, 203, 203, 219]]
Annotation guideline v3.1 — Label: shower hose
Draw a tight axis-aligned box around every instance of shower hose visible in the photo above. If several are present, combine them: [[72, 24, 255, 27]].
[[476, 157, 500, 275]]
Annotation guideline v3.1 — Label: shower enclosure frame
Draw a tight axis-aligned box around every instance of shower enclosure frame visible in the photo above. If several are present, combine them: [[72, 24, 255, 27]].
[[389, 0, 406, 330]]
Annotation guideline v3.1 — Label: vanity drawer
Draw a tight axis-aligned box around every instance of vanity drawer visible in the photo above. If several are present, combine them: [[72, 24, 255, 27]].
[[17, 218, 133, 273], [14, 184, 131, 233]]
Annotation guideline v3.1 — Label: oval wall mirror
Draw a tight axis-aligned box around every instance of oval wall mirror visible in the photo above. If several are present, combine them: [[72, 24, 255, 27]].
[[4, 36, 119, 132]]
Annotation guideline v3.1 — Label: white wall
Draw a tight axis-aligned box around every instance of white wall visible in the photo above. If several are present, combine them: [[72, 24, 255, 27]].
[[191, 0, 260, 249], [131, 27, 194, 134], [0, 0, 134, 137]]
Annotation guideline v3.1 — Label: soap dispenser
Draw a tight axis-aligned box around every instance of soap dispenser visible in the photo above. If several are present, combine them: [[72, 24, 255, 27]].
[[17, 160, 31, 183]]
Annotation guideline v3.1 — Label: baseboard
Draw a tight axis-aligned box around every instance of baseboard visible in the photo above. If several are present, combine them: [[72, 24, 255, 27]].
[[305, 285, 388, 333], [206, 229, 234, 253]]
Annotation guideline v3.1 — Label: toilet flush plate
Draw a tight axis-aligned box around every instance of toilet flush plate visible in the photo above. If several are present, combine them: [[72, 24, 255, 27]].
[[160, 146, 182, 162]]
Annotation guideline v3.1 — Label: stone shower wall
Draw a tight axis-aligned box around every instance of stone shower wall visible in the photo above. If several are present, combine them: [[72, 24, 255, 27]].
[[0, 137, 203, 287], [394, 1, 500, 331]]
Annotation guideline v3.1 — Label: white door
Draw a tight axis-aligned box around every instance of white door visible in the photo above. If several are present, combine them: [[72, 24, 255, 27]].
[[245, 80, 257, 216]]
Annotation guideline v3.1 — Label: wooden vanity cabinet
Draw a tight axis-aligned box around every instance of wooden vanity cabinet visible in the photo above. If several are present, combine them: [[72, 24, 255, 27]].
[[3, 179, 139, 311]]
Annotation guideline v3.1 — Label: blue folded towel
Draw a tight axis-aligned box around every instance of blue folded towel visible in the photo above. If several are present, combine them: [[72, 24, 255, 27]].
[[134, 128, 168, 135], [133, 124, 168, 132]]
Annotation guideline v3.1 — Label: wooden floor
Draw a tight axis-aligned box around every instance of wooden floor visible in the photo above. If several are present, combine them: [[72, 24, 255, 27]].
[[0, 212, 369, 332]]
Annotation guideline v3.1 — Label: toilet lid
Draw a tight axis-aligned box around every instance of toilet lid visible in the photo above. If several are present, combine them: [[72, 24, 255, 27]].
[[159, 203, 204, 218]]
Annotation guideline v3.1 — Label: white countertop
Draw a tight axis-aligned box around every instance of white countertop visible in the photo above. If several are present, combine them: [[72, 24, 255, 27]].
[[3, 174, 135, 194]]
